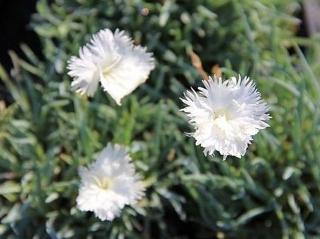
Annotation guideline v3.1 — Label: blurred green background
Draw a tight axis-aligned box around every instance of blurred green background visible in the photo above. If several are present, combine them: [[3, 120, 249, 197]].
[[1, 0, 320, 238]]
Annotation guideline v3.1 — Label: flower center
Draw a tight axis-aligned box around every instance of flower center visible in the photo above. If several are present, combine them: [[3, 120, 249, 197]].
[[95, 177, 113, 190], [102, 57, 122, 77], [213, 108, 231, 121], [212, 108, 235, 134]]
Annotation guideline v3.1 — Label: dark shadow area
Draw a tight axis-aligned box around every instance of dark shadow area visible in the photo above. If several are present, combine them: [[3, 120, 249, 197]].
[[0, 0, 41, 72]]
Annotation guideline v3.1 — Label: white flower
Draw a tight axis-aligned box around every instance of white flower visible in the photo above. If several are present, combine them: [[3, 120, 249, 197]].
[[67, 28, 155, 105], [181, 75, 270, 159], [76, 144, 145, 221]]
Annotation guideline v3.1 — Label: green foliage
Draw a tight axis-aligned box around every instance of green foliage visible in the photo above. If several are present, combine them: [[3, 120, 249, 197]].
[[1, 0, 320, 238]]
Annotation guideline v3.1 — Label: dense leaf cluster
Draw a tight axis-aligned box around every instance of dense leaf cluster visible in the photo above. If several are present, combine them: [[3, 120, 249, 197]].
[[1, 0, 320, 238]]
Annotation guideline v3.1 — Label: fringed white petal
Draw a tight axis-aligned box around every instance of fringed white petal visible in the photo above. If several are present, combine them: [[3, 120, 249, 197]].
[[76, 144, 145, 221], [181, 75, 270, 159], [67, 28, 155, 103]]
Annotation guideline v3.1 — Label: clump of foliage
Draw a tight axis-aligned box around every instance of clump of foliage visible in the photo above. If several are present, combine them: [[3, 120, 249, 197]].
[[1, 0, 320, 238]]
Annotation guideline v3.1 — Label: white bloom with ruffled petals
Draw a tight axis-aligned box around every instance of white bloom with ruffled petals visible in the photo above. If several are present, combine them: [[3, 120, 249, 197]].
[[67, 28, 155, 105], [181, 75, 270, 159], [76, 144, 145, 221]]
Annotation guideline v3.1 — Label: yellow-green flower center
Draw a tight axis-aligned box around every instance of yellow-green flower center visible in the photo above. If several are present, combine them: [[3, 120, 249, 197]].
[[213, 108, 231, 120], [102, 58, 121, 78], [95, 177, 113, 190]]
